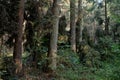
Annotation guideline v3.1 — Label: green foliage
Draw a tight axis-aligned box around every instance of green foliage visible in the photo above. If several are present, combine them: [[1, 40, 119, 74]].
[[78, 41, 101, 68], [58, 48, 79, 68], [96, 36, 113, 58], [0, 56, 15, 80], [93, 58, 120, 80], [57, 48, 81, 80], [111, 43, 120, 54], [94, 36, 120, 80], [0, 0, 19, 36]]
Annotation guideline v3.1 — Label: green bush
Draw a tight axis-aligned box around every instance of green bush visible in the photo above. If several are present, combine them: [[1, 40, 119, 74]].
[[93, 36, 120, 80]]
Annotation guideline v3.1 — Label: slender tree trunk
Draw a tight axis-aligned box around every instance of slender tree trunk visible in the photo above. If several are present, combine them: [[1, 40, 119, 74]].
[[105, 0, 109, 35], [70, 0, 76, 52], [0, 38, 1, 56], [48, 0, 61, 72], [76, 0, 82, 51], [13, 0, 24, 75], [0, 37, 4, 56]]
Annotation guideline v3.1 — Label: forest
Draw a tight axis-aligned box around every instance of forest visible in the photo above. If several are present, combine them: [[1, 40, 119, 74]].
[[0, 0, 120, 80]]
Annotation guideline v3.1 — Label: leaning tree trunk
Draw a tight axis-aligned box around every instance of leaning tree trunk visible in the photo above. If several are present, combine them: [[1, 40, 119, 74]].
[[13, 0, 24, 75], [70, 0, 76, 52], [76, 0, 82, 51], [48, 0, 61, 72]]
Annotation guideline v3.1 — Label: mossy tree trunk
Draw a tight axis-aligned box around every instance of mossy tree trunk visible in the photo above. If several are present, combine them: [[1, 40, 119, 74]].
[[47, 0, 61, 72]]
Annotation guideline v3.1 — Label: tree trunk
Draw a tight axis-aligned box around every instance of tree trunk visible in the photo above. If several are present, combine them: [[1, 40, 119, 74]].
[[105, 0, 109, 35], [48, 0, 61, 72], [70, 0, 76, 52], [76, 0, 82, 51], [13, 0, 24, 75]]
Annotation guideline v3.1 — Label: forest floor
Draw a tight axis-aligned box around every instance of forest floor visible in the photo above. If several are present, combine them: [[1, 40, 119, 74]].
[[0, 39, 120, 80]]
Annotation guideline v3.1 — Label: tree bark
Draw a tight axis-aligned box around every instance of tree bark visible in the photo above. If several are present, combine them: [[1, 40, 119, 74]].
[[13, 0, 24, 75], [48, 0, 61, 72], [70, 0, 76, 52], [76, 0, 82, 51], [105, 0, 109, 35]]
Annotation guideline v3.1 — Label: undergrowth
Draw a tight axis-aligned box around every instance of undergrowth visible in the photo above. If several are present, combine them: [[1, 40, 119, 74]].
[[0, 36, 120, 80]]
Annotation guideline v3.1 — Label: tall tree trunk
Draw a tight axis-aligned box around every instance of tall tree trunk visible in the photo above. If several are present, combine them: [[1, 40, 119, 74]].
[[76, 0, 82, 51], [13, 0, 24, 75], [105, 0, 109, 35], [70, 0, 76, 52], [48, 0, 61, 72]]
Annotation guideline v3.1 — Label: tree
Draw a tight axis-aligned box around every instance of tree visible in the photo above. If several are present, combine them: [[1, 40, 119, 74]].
[[70, 0, 76, 52], [104, 0, 109, 35], [47, 0, 61, 72], [13, 0, 24, 75], [76, 0, 83, 51], [109, 0, 120, 41]]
